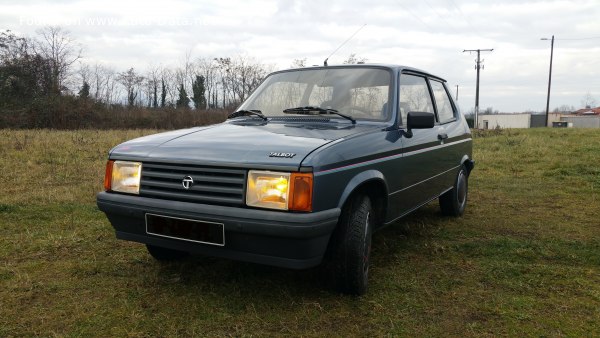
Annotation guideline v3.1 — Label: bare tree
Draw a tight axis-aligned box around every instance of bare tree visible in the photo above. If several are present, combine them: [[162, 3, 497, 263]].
[[195, 57, 219, 109], [34, 26, 82, 94], [102, 66, 118, 106], [214, 57, 233, 108], [88, 63, 118, 106], [76, 62, 92, 99], [553, 104, 575, 114], [77, 62, 90, 86], [581, 92, 597, 109], [160, 67, 178, 107], [482, 107, 499, 114], [291, 58, 307, 68], [175, 66, 187, 99], [230, 55, 267, 103], [117, 68, 144, 107], [343, 53, 367, 65], [145, 65, 161, 108], [183, 50, 196, 98], [81, 62, 104, 102]]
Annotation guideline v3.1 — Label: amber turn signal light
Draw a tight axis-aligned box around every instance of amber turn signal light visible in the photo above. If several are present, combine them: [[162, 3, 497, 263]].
[[104, 160, 114, 191], [289, 173, 313, 212]]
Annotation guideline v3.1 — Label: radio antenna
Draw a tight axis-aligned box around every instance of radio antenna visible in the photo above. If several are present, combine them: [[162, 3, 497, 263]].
[[323, 23, 367, 66]]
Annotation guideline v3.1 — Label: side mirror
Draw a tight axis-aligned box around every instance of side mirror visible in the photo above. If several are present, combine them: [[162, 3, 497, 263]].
[[405, 111, 434, 137]]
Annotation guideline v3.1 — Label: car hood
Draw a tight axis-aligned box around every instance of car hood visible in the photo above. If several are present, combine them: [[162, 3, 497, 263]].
[[109, 121, 378, 169]]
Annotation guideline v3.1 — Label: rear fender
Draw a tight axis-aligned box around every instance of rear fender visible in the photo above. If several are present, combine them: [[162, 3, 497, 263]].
[[461, 155, 475, 175]]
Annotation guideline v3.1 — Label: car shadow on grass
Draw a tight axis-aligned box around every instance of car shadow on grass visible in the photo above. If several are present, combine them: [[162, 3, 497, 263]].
[[132, 203, 450, 300]]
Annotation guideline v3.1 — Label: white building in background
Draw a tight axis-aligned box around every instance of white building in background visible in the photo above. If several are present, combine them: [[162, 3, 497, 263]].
[[560, 115, 600, 128], [560, 107, 600, 128], [477, 110, 600, 129], [477, 113, 543, 129]]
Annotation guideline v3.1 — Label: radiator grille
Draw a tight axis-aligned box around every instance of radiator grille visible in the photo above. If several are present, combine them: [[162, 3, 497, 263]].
[[140, 162, 246, 206]]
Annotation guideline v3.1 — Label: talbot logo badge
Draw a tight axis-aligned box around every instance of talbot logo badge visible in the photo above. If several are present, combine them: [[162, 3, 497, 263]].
[[269, 152, 296, 158], [182, 176, 194, 189]]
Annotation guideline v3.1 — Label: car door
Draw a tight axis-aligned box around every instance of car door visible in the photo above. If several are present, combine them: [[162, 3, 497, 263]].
[[428, 79, 467, 191], [392, 72, 441, 216]]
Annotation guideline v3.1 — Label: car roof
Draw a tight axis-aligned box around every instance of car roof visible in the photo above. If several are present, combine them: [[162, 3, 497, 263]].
[[275, 64, 447, 83]]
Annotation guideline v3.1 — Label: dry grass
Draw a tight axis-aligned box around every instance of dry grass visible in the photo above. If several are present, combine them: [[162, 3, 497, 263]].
[[0, 127, 599, 336]]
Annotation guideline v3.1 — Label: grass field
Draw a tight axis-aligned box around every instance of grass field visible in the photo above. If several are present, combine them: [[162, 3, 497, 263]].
[[0, 128, 599, 336]]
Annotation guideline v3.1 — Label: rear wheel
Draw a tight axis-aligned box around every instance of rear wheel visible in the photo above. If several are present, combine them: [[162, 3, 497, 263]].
[[146, 244, 188, 261], [439, 164, 469, 217], [327, 194, 373, 295]]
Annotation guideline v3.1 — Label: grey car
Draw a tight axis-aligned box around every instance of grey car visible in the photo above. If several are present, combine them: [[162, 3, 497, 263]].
[[97, 64, 474, 295]]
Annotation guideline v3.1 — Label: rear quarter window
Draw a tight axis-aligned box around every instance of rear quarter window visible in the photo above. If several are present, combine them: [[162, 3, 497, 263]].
[[430, 80, 455, 123]]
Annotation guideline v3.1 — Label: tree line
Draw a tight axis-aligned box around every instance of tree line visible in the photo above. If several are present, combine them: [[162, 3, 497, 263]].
[[0, 27, 274, 129], [77, 53, 272, 110]]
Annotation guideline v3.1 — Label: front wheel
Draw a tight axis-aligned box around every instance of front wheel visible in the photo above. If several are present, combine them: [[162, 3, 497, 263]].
[[439, 164, 469, 217], [327, 194, 373, 295]]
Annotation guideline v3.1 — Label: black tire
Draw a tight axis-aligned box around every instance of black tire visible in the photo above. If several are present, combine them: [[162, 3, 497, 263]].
[[146, 244, 188, 261], [439, 164, 469, 217], [327, 194, 373, 295]]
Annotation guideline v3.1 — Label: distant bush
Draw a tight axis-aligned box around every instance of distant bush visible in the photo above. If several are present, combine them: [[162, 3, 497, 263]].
[[0, 95, 229, 129]]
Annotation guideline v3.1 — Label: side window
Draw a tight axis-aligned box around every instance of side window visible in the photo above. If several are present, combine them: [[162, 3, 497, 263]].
[[398, 74, 434, 126], [430, 80, 455, 123]]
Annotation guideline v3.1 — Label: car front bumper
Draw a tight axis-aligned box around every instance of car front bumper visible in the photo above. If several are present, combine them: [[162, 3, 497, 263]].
[[96, 192, 340, 269]]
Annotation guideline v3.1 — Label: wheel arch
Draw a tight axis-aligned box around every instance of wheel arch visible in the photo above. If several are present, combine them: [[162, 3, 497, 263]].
[[337, 170, 388, 227], [460, 155, 475, 175]]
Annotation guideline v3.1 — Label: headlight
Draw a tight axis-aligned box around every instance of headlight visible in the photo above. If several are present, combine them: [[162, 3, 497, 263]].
[[104, 160, 142, 194], [246, 170, 313, 211]]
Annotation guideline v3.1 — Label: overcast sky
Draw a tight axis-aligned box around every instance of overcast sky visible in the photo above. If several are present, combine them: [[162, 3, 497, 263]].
[[1, 0, 599, 112]]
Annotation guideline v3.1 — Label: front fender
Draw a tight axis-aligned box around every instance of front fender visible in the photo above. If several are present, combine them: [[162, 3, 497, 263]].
[[337, 170, 388, 209]]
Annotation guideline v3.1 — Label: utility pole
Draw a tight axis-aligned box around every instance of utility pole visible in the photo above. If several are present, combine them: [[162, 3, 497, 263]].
[[463, 48, 493, 128], [455, 85, 459, 101], [541, 35, 554, 127]]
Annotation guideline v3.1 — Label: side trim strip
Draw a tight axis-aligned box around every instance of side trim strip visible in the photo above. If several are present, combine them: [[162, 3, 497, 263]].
[[402, 138, 471, 157], [316, 138, 471, 174], [389, 165, 459, 196]]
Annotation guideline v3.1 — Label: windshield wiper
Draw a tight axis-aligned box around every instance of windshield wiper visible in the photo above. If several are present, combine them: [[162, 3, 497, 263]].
[[228, 109, 267, 121], [282, 106, 356, 124]]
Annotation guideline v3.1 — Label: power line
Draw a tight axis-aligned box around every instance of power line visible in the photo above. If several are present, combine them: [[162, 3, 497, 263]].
[[447, 0, 468, 19], [555, 36, 600, 40], [446, 0, 483, 38], [422, 0, 460, 34], [392, 0, 433, 30]]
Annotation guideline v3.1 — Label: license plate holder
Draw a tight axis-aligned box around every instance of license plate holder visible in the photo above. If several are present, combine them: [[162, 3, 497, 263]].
[[145, 213, 225, 246]]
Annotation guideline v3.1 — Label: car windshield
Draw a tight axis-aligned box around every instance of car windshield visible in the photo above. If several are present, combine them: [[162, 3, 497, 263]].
[[238, 67, 392, 121]]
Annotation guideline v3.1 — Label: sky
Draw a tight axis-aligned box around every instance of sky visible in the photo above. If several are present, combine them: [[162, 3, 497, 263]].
[[1, 0, 599, 113]]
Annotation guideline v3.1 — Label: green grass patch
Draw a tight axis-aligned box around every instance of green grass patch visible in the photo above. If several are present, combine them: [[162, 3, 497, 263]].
[[1, 128, 599, 336]]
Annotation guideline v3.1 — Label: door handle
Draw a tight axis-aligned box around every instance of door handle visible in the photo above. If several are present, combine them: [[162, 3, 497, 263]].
[[438, 133, 448, 141]]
